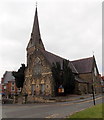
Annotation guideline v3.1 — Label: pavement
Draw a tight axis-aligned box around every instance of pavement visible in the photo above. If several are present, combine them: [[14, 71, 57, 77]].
[[1, 94, 103, 118], [41, 94, 102, 102], [1, 94, 102, 104]]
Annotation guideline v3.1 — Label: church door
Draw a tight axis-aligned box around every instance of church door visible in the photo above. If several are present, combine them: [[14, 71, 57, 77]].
[[41, 84, 45, 95], [31, 84, 35, 96]]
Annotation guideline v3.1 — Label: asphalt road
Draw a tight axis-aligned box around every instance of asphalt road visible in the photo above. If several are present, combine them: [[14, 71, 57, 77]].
[[2, 95, 103, 118]]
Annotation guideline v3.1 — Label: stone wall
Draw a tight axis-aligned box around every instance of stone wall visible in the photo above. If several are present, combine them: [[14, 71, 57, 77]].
[[74, 81, 88, 95], [79, 73, 92, 93], [23, 50, 54, 97], [79, 73, 93, 83], [79, 73, 101, 94], [94, 76, 102, 93]]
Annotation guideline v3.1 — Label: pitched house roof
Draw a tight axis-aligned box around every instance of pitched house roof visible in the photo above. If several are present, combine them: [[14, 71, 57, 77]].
[[2, 71, 15, 84], [40, 49, 78, 74], [71, 57, 94, 74]]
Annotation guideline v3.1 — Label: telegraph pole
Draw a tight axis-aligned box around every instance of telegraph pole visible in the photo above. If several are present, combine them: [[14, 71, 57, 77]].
[[92, 84, 96, 105], [92, 54, 96, 105]]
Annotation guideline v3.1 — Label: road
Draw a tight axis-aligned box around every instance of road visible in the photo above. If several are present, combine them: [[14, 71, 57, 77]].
[[2, 95, 103, 118]]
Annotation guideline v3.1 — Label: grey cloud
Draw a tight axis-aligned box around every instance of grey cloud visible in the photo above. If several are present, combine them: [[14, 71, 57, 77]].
[[0, 0, 102, 79]]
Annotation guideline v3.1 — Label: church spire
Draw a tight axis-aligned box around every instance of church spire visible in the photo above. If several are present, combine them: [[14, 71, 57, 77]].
[[27, 6, 45, 50]]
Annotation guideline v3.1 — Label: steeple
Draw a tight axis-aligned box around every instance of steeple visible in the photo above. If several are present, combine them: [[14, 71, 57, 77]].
[[27, 6, 45, 51]]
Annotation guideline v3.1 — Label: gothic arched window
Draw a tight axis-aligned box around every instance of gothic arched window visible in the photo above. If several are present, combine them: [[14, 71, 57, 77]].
[[34, 57, 42, 76]]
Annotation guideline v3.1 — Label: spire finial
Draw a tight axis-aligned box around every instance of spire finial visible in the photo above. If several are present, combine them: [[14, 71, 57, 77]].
[[92, 51, 95, 58], [92, 51, 94, 55], [36, 1, 37, 8]]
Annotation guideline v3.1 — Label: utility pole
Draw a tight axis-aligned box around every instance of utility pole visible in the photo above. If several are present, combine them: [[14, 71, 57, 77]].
[[92, 84, 95, 105], [92, 54, 96, 105]]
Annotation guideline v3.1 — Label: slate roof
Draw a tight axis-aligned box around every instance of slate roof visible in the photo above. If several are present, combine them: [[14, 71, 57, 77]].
[[75, 76, 88, 83], [27, 7, 95, 76], [40, 49, 78, 74], [71, 57, 94, 74], [2, 71, 15, 84]]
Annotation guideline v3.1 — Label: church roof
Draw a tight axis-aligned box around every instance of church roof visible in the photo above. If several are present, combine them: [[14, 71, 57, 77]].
[[27, 7, 98, 75], [71, 57, 94, 74], [40, 49, 78, 74], [75, 76, 88, 83]]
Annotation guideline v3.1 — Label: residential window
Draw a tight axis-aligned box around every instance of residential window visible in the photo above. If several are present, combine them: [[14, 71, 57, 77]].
[[11, 82, 15, 86], [18, 88, 21, 90], [18, 88, 21, 92], [11, 86, 15, 91], [4, 86, 6, 89]]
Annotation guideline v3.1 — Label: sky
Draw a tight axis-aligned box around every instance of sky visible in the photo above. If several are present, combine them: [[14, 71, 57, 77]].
[[0, 0, 103, 80]]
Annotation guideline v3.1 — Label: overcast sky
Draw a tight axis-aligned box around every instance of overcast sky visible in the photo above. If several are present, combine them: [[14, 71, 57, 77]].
[[0, 0, 102, 79]]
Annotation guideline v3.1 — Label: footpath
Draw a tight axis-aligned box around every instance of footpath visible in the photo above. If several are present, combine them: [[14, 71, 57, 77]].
[[44, 94, 102, 102], [2, 94, 103, 104]]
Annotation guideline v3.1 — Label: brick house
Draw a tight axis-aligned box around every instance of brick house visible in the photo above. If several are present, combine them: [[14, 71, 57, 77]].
[[22, 7, 101, 100], [1, 71, 20, 98]]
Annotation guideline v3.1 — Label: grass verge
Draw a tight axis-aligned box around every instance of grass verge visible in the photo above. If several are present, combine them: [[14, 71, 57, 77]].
[[69, 103, 104, 118]]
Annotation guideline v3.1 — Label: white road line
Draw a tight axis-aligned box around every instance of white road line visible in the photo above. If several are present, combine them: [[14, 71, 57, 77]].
[[45, 113, 59, 118], [61, 96, 103, 106]]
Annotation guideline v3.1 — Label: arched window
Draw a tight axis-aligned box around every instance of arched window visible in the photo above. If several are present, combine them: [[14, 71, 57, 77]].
[[34, 57, 42, 76]]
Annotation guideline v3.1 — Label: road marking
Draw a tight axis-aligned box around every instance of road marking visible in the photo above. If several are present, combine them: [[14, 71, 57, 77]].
[[45, 113, 59, 118], [45, 97, 103, 118], [52, 96, 103, 118], [76, 96, 103, 104], [61, 96, 103, 106]]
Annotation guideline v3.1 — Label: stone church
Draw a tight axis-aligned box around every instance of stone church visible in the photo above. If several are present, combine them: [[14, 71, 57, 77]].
[[22, 7, 101, 98]]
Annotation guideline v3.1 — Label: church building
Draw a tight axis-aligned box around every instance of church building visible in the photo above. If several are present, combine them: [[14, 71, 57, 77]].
[[22, 7, 101, 99]]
